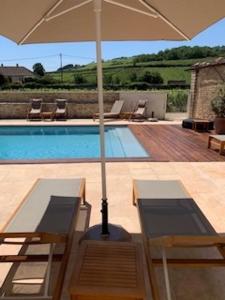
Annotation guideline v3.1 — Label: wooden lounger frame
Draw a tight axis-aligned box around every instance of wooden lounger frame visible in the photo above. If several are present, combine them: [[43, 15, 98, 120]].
[[92, 100, 124, 121], [141, 234, 225, 300], [0, 178, 86, 300], [133, 180, 225, 300]]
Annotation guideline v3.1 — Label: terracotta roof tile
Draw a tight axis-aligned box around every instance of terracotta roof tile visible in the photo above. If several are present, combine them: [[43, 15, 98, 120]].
[[190, 57, 225, 70], [0, 66, 33, 77]]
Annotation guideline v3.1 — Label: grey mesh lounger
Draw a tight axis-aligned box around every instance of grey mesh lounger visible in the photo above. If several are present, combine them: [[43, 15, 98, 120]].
[[54, 99, 68, 120], [27, 98, 43, 120], [0, 178, 86, 300], [93, 100, 124, 120], [133, 179, 225, 300], [131, 99, 147, 121]]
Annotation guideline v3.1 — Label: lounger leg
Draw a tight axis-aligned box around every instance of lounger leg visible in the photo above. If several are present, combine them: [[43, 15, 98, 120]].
[[143, 242, 160, 300], [82, 188, 86, 205], [162, 247, 172, 300], [0, 242, 54, 300], [44, 243, 55, 297], [220, 142, 225, 155], [132, 188, 136, 206], [207, 137, 212, 149]]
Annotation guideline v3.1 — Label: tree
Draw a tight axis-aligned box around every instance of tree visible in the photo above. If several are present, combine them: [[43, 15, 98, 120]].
[[33, 63, 45, 77], [129, 72, 137, 82], [0, 74, 7, 86], [103, 74, 113, 85], [139, 71, 163, 84], [132, 58, 137, 66], [57, 64, 73, 71], [74, 64, 81, 69], [74, 74, 87, 84], [112, 76, 121, 84]]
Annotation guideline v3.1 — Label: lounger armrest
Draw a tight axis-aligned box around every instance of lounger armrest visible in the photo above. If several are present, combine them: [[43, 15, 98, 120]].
[[149, 235, 225, 248], [0, 232, 66, 244]]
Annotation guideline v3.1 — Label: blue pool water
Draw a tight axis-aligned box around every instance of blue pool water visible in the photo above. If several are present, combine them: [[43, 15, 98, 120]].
[[0, 126, 148, 160]]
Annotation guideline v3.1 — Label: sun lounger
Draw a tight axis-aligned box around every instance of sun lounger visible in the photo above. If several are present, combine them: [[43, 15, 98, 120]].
[[131, 100, 147, 121], [0, 178, 86, 300], [54, 99, 68, 120], [132, 179, 190, 206], [27, 98, 43, 120], [93, 100, 124, 121], [133, 179, 225, 300]]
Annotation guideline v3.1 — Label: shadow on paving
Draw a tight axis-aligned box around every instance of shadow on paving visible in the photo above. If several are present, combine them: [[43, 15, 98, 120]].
[[0, 203, 91, 299], [1, 205, 225, 300]]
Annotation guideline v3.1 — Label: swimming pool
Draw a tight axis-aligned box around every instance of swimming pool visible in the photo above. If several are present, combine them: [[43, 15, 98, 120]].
[[0, 126, 148, 161]]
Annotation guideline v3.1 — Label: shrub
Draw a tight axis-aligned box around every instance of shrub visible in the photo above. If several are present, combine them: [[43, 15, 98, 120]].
[[112, 76, 121, 84], [0, 74, 7, 86], [127, 82, 150, 90], [24, 82, 43, 89], [129, 72, 137, 82], [24, 75, 57, 84], [74, 74, 87, 84], [167, 90, 188, 112], [211, 85, 225, 117], [138, 71, 164, 84], [104, 74, 113, 84], [23, 77, 36, 83], [38, 75, 57, 84], [7, 82, 23, 90]]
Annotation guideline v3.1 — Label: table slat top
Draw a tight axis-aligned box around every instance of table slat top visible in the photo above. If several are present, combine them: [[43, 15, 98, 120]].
[[70, 241, 146, 298]]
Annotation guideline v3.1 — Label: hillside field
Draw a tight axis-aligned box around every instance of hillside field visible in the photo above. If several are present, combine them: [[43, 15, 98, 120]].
[[49, 57, 214, 85]]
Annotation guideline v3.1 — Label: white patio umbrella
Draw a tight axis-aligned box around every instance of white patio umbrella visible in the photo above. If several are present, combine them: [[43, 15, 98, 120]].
[[0, 0, 224, 239]]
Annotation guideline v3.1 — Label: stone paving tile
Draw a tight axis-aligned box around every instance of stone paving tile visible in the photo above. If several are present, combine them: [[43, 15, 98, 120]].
[[0, 161, 225, 299], [0, 119, 182, 126]]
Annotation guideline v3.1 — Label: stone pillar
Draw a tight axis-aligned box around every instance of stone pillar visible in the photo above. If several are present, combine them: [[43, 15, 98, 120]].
[[189, 69, 198, 118]]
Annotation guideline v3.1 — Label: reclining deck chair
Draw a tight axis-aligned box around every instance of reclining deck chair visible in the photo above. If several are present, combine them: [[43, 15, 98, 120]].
[[54, 99, 68, 120], [27, 98, 43, 120], [131, 100, 147, 121], [133, 179, 225, 300], [0, 178, 85, 300], [93, 100, 124, 121]]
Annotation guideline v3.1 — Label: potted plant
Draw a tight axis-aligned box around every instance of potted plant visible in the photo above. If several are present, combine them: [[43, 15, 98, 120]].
[[211, 86, 225, 134]]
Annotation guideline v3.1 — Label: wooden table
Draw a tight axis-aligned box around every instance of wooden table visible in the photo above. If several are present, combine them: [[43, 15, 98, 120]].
[[41, 111, 54, 121], [208, 135, 225, 155], [69, 241, 146, 300], [192, 119, 211, 131]]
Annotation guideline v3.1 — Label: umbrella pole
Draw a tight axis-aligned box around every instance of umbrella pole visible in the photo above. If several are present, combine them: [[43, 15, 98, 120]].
[[95, 0, 109, 235], [80, 0, 131, 242]]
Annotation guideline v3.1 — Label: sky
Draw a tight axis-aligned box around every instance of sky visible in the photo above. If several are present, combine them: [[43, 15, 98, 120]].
[[0, 18, 225, 72]]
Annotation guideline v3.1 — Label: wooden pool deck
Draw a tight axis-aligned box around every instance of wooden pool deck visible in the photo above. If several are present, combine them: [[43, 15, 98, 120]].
[[0, 121, 224, 163], [130, 124, 225, 162]]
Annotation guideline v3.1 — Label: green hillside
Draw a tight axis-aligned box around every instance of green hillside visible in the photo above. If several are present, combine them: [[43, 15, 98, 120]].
[[50, 57, 214, 85], [52, 63, 187, 84], [49, 45, 225, 86]]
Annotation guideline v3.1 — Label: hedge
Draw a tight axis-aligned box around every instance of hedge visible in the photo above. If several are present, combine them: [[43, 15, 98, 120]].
[[0, 82, 190, 91]]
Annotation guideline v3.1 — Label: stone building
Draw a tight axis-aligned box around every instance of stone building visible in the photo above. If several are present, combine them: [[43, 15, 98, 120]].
[[189, 57, 225, 119], [0, 64, 34, 83]]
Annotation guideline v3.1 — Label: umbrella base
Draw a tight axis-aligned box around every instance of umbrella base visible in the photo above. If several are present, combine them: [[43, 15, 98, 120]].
[[80, 223, 131, 242]]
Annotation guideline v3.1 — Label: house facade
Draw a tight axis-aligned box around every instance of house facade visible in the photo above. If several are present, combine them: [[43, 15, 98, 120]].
[[0, 64, 34, 83]]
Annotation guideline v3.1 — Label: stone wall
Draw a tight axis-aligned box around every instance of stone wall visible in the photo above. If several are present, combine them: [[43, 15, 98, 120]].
[[0, 91, 118, 119], [0, 91, 167, 119], [120, 91, 167, 119], [189, 64, 225, 119]]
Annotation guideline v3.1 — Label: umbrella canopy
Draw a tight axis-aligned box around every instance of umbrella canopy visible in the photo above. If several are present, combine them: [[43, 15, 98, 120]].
[[0, 0, 224, 239], [0, 0, 225, 43]]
